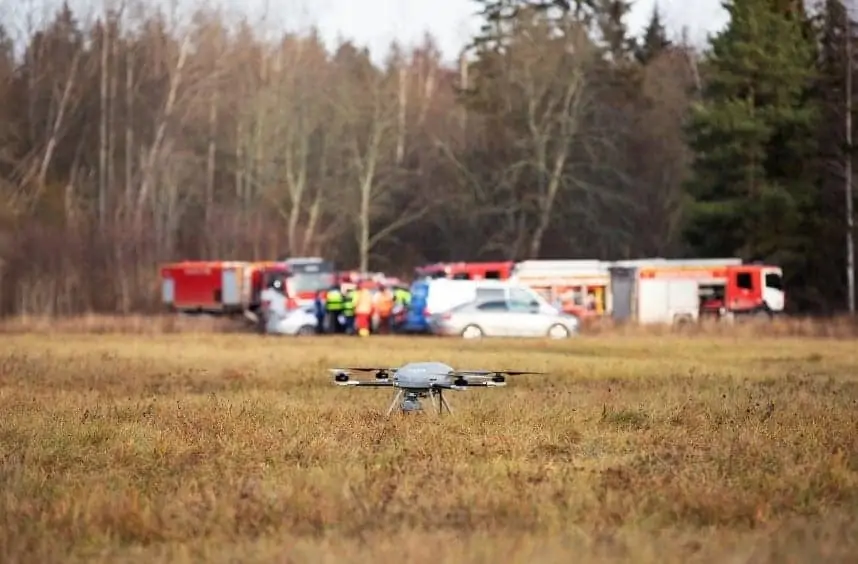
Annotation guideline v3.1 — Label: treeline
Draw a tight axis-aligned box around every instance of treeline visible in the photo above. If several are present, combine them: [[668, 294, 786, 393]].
[[0, 0, 854, 315]]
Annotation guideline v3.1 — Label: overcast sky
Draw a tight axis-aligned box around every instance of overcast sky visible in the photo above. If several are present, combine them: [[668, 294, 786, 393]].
[[5, 0, 730, 63], [302, 0, 730, 62]]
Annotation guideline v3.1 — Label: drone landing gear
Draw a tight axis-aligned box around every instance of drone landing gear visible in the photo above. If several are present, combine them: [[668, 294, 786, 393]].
[[431, 388, 453, 416], [383, 388, 453, 417], [385, 389, 404, 417]]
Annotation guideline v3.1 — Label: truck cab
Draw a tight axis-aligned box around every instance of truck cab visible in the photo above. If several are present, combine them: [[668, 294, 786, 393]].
[[725, 265, 784, 314]]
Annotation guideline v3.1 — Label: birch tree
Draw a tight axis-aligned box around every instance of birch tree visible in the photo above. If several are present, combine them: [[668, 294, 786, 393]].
[[511, 13, 595, 257], [332, 43, 431, 271]]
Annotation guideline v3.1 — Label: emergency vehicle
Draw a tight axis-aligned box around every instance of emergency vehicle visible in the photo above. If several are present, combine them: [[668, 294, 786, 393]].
[[608, 260, 784, 325], [338, 271, 396, 291], [414, 261, 515, 280], [277, 257, 337, 305], [159, 256, 335, 321], [509, 260, 610, 318]]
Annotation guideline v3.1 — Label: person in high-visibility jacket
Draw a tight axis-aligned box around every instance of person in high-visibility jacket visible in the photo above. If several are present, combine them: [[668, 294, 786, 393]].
[[391, 286, 411, 332], [325, 285, 344, 334], [342, 289, 356, 334], [354, 287, 374, 337], [373, 285, 395, 334]]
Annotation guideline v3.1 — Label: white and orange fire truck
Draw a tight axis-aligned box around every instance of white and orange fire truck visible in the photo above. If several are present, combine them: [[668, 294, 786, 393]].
[[607, 259, 784, 324], [509, 258, 784, 325]]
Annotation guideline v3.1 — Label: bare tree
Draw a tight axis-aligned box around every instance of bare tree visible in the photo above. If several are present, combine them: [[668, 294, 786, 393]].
[[134, 32, 189, 231], [98, 3, 109, 227], [333, 61, 430, 271], [508, 13, 596, 258]]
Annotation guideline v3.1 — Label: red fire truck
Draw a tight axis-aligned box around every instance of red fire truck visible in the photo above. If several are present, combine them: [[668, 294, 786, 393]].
[[278, 257, 337, 305], [414, 261, 515, 280], [159, 256, 336, 320]]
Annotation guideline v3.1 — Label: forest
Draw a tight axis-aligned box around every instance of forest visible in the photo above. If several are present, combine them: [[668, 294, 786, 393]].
[[0, 0, 855, 316]]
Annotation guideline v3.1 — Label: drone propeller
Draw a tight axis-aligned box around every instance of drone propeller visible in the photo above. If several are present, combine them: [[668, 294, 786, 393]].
[[446, 369, 544, 387], [329, 367, 396, 380]]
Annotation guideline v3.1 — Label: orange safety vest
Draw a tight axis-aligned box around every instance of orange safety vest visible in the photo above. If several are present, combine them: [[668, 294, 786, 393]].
[[375, 291, 394, 316], [355, 289, 373, 314]]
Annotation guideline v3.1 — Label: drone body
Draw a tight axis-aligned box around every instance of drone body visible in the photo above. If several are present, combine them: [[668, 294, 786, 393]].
[[330, 361, 541, 416]]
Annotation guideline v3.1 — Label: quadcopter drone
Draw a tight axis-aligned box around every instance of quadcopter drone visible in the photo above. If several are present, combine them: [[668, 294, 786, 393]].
[[329, 361, 543, 416]]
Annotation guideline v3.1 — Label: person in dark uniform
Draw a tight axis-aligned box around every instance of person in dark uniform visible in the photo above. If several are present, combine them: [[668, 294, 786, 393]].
[[314, 289, 326, 334]]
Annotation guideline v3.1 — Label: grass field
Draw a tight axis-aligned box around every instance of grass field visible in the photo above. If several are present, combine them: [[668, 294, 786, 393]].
[[2, 327, 858, 562]]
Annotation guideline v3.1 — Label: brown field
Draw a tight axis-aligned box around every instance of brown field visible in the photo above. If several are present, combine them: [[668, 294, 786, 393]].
[[2, 319, 858, 563]]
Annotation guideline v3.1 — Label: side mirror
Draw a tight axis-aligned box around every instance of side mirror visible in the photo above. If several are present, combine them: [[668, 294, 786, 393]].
[[529, 300, 540, 312]]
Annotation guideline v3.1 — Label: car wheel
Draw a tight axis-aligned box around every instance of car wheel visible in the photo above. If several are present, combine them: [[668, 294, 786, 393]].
[[296, 325, 316, 336], [461, 324, 484, 339], [547, 323, 570, 339]]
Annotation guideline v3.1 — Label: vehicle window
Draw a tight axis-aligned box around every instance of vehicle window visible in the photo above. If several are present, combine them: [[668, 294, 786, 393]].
[[476, 288, 504, 301], [765, 273, 782, 290], [507, 300, 532, 312], [510, 287, 537, 305], [289, 272, 335, 293], [484, 270, 501, 279], [736, 272, 753, 290], [476, 300, 508, 311], [452, 272, 470, 280]]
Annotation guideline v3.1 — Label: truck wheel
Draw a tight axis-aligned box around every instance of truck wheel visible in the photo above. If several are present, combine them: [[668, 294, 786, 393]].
[[674, 314, 694, 326], [754, 309, 773, 321]]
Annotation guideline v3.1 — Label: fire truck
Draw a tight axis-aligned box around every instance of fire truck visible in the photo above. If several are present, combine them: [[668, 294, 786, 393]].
[[607, 259, 785, 325], [414, 261, 515, 280], [277, 257, 337, 305], [509, 260, 610, 318], [159, 256, 335, 321]]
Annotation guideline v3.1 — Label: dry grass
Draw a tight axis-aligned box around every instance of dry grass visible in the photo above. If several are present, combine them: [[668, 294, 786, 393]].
[[2, 312, 857, 338], [1, 330, 858, 563]]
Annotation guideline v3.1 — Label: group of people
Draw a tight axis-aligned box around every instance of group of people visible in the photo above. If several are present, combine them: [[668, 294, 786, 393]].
[[314, 284, 412, 336]]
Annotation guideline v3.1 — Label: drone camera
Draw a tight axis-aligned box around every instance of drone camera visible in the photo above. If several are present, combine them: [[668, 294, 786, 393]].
[[454, 377, 468, 387], [334, 372, 349, 382], [376, 370, 388, 380]]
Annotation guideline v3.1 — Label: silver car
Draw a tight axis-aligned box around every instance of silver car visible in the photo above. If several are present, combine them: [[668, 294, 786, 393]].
[[265, 304, 319, 336], [428, 298, 580, 339]]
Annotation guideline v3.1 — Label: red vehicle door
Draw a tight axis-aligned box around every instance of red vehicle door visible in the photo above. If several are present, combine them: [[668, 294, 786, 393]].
[[725, 266, 764, 312]]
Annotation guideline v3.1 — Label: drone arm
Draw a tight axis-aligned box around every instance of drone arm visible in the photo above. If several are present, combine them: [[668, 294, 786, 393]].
[[430, 382, 468, 391], [336, 379, 393, 387], [457, 381, 506, 388]]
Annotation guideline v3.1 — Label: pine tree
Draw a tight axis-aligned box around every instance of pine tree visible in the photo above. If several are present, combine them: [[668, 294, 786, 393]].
[[683, 0, 819, 293], [595, 0, 636, 61], [806, 0, 858, 310], [635, 4, 671, 64]]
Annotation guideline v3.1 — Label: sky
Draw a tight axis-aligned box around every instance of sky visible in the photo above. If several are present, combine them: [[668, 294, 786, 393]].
[[300, 0, 731, 63], [4, 0, 731, 64]]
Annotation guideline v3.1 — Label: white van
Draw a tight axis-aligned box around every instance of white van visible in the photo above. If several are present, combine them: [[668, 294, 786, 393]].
[[421, 279, 554, 316]]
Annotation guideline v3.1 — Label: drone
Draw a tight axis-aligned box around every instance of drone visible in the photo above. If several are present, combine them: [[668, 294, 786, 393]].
[[329, 361, 544, 417]]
